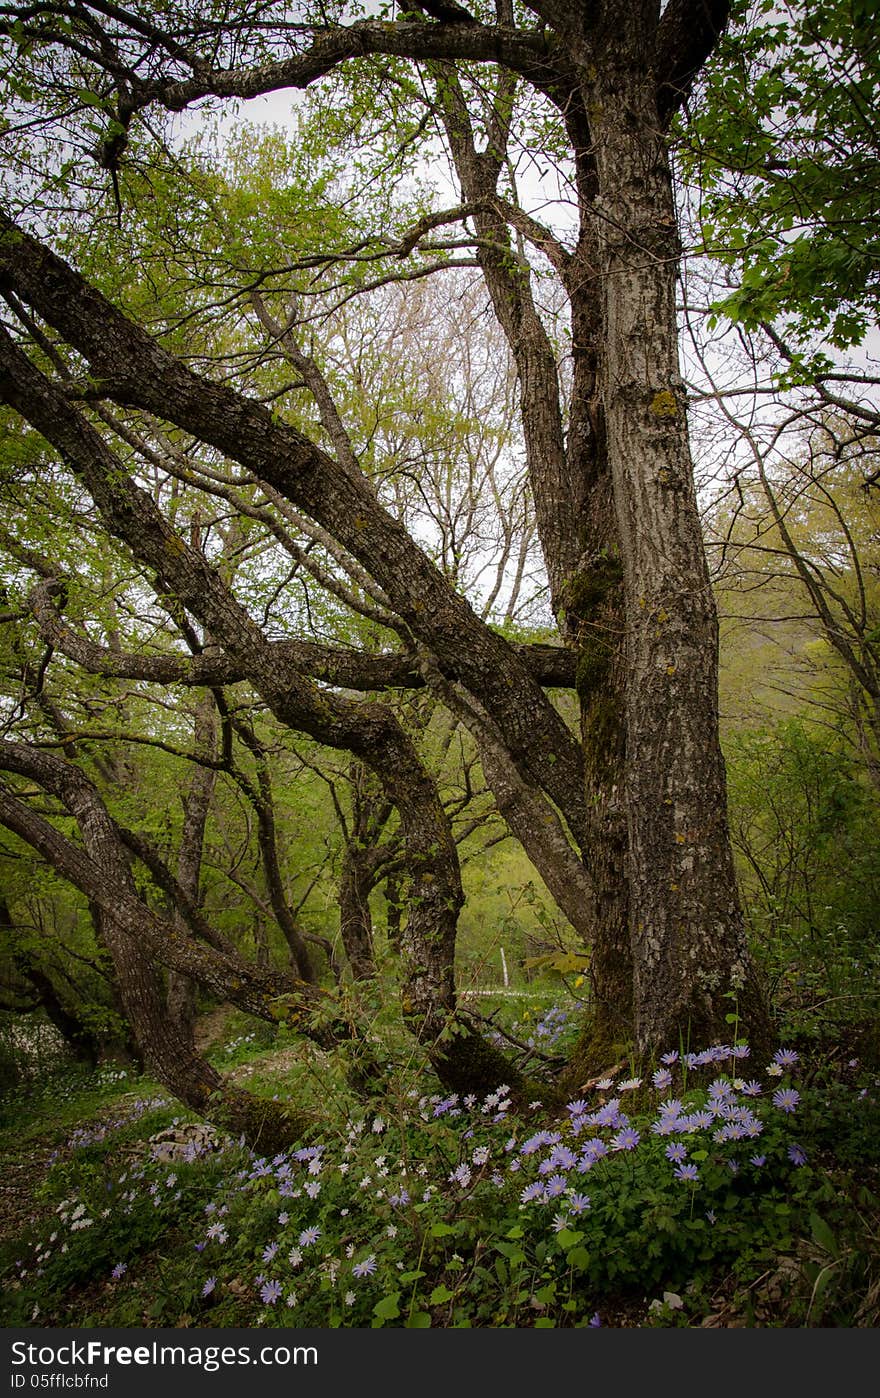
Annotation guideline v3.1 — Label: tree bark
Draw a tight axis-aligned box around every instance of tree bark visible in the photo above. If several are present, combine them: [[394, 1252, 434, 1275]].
[[579, 0, 769, 1051]]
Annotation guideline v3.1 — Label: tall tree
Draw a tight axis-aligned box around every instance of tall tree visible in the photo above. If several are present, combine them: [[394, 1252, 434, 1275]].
[[0, 0, 771, 1086]]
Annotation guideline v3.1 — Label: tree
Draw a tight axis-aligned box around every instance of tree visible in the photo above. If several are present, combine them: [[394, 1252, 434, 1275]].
[[0, 0, 772, 1127]]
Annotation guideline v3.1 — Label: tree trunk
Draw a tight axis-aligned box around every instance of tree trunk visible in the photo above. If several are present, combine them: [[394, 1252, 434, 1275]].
[[338, 848, 376, 981], [583, 1, 770, 1051]]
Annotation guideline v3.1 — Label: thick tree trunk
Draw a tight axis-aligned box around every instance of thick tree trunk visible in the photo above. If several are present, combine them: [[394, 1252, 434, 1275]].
[[338, 850, 376, 981], [583, 1, 769, 1051]]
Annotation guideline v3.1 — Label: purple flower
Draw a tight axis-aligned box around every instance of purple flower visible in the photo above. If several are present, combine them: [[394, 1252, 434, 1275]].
[[202, 1277, 216, 1297], [589, 1312, 602, 1327], [520, 1182, 544, 1204], [750, 1154, 766, 1168], [262, 1242, 278, 1263], [773, 1048, 799, 1068], [568, 1193, 591, 1215], [660, 1051, 679, 1065], [352, 1255, 377, 1279], [665, 1142, 688, 1163], [772, 1087, 800, 1114], [652, 1068, 673, 1091], [787, 1143, 808, 1167], [673, 1163, 700, 1183], [260, 1280, 283, 1305], [544, 1174, 568, 1199], [298, 1226, 320, 1247], [549, 1145, 577, 1170], [110, 1263, 127, 1280], [730, 1044, 750, 1059], [611, 1127, 640, 1152], [740, 1080, 763, 1096]]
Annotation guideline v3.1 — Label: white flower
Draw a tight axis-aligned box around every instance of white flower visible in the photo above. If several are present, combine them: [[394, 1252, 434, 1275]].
[[285, 1293, 297, 1308], [472, 1146, 491, 1166], [288, 1248, 303, 1267], [386, 1224, 398, 1239], [345, 1290, 356, 1306], [372, 1117, 385, 1133], [619, 1077, 642, 1091]]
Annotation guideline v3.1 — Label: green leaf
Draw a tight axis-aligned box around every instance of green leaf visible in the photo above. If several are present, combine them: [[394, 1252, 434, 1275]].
[[429, 1284, 455, 1305], [373, 1292, 402, 1321], [810, 1212, 839, 1259], [405, 1312, 432, 1327]]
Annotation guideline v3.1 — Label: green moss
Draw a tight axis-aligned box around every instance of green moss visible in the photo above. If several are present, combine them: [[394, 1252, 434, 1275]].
[[562, 555, 623, 619], [649, 389, 678, 418], [575, 637, 612, 704], [583, 694, 624, 782]]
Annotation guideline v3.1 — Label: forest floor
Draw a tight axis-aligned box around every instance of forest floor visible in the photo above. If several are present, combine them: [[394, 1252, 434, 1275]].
[[2, 1013, 879, 1330]]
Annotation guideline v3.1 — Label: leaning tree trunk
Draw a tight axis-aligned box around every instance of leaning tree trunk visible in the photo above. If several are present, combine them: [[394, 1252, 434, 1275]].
[[167, 694, 217, 1039], [584, 2, 770, 1052]]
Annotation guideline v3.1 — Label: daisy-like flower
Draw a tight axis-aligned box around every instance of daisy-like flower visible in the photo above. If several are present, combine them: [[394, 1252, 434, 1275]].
[[740, 1080, 763, 1096], [298, 1226, 320, 1248], [260, 1280, 283, 1305], [344, 1291, 356, 1307], [788, 1144, 808, 1166], [673, 1163, 700, 1183], [472, 1146, 490, 1167], [520, 1182, 544, 1204], [660, 1050, 679, 1065], [285, 1293, 297, 1308], [772, 1087, 800, 1114], [665, 1142, 687, 1163], [202, 1277, 216, 1296], [289, 1247, 303, 1267], [278, 1212, 289, 1225], [449, 1164, 472, 1188], [304, 1181, 321, 1199], [611, 1127, 640, 1151], [766, 1062, 784, 1077], [594, 1077, 614, 1091], [544, 1174, 568, 1198], [110, 1263, 127, 1280], [652, 1068, 673, 1091], [618, 1077, 642, 1092], [262, 1242, 278, 1263], [567, 1099, 588, 1118], [552, 1213, 569, 1233], [352, 1255, 377, 1279], [549, 1145, 577, 1171], [589, 1312, 602, 1327], [568, 1193, 591, 1215], [773, 1048, 799, 1069], [750, 1154, 766, 1168]]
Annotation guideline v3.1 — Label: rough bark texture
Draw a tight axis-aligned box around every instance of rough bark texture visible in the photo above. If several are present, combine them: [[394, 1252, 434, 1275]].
[[577, 0, 769, 1051]]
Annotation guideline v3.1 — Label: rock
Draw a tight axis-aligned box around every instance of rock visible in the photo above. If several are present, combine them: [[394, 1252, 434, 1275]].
[[148, 1122, 220, 1162]]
